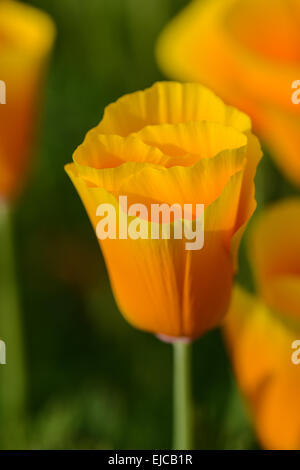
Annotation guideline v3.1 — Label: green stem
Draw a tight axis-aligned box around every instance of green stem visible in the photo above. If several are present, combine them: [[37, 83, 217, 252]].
[[0, 202, 26, 445], [173, 341, 193, 450]]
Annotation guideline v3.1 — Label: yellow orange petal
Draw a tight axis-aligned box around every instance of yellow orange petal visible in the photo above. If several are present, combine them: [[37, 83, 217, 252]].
[[73, 121, 248, 211], [74, 148, 246, 213], [156, 0, 300, 111], [74, 121, 247, 171], [66, 162, 244, 338], [135, 121, 247, 162], [0, 0, 55, 58], [74, 130, 170, 169], [249, 199, 300, 320], [96, 81, 251, 136], [230, 131, 262, 269], [66, 82, 261, 339], [0, 0, 55, 200], [156, 0, 299, 186], [255, 105, 300, 186], [224, 285, 300, 450]]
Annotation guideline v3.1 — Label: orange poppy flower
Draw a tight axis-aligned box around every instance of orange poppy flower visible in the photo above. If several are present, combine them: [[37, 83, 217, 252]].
[[0, 0, 55, 201], [250, 199, 300, 321], [156, 0, 300, 186], [66, 82, 262, 339], [225, 199, 300, 449]]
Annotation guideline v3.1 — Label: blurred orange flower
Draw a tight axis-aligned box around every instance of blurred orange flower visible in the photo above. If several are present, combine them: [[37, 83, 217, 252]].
[[156, 0, 300, 186], [0, 0, 55, 201], [225, 199, 300, 449], [66, 82, 262, 339]]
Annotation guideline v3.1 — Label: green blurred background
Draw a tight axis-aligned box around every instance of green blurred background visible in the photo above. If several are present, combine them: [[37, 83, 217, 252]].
[[1, 0, 298, 450]]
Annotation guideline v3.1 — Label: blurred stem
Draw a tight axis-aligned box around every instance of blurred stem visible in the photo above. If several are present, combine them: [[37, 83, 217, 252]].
[[173, 341, 193, 450], [0, 202, 26, 442]]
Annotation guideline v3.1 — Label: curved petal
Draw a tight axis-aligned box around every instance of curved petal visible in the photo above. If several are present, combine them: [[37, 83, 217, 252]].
[[156, 0, 300, 111], [224, 285, 300, 450], [73, 121, 248, 210], [255, 105, 300, 187], [65, 162, 244, 338], [75, 121, 247, 170], [66, 81, 260, 340], [0, 0, 55, 58], [0, 0, 55, 200], [72, 147, 246, 215], [96, 81, 251, 136], [226, 0, 300, 65], [73, 130, 171, 169], [156, 0, 299, 187], [230, 131, 262, 269], [135, 121, 247, 162], [248, 199, 300, 320]]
